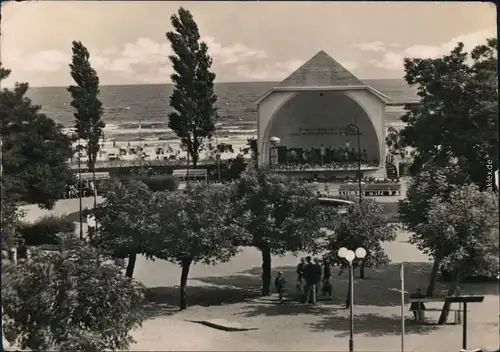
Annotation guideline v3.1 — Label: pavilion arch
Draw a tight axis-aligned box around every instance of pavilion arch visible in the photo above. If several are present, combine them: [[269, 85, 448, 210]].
[[259, 89, 384, 168]]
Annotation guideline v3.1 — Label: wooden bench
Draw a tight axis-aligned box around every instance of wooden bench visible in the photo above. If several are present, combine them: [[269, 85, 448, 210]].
[[172, 169, 208, 182], [339, 183, 402, 197], [409, 297, 467, 325]]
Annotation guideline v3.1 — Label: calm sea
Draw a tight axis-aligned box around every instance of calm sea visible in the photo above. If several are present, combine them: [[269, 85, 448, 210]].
[[27, 82, 274, 143], [26, 79, 413, 144]]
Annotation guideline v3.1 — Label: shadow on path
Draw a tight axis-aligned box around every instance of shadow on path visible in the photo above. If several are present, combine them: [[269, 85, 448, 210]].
[[142, 281, 261, 319], [142, 261, 497, 319], [309, 313, 440, 336]]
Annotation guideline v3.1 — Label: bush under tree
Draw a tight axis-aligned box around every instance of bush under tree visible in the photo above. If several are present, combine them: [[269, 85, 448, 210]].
[[2, 237, 145, 351], [20, 215, 76, 247]]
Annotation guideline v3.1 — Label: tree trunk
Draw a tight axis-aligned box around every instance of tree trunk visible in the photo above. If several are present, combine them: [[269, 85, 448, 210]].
[[179, 258, 193, 310], [261, 248, 272, 296], [359, 261, 365, 279], [437, 280, 459, 325], [426, 259, 441, 297], [125, 253, 137, 279]]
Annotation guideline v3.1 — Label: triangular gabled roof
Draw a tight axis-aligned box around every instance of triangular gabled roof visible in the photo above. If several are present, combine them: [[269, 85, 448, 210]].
[[278, 50, 363, 88]]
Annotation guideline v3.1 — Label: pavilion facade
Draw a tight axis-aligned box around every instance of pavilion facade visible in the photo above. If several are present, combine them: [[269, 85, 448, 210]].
[[256, 50, 393, 179]]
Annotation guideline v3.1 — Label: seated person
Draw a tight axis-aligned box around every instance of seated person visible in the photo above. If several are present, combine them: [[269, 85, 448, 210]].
[[410, 288, 426, 321]]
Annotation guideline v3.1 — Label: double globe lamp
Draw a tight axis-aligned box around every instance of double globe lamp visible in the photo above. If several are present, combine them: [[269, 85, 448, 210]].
[[338, 246, 367, 352]]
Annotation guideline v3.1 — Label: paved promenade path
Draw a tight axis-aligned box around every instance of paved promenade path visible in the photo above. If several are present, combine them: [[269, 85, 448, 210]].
[[20, 197, 499, 351]]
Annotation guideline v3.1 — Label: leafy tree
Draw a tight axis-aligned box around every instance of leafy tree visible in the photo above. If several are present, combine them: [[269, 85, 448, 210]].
[[2, 237, 145, 351], [68, 40, 105, 211], [220, 154, 248, 180], [153, 183, 246, 310], [323, 198, 397, 279], [394, 38, 497, 187], [20, 215, 75, 247], [92, 180, 157, 279], [233, 167, 327, 295], [166, 7, 218, 167], [413, 184, 498, 324], [1, 197, 24, 250], [0, 65, 74, 209], [399, 162, 469, 296], [241, 137, 258, 165]]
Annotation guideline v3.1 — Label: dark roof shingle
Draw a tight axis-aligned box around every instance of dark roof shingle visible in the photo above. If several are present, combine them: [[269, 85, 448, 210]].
[[278, 50, 364, 88]]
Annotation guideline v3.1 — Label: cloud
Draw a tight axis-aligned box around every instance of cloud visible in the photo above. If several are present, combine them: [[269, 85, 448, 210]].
[[23, 50, 71, 72], [369, 28, 496, 71], [2, 36, 356, 84], [352, 41, 386, 52], [236, 59, 303, 81], [236, 58, 357, 81], [369, 52, 404, 71]]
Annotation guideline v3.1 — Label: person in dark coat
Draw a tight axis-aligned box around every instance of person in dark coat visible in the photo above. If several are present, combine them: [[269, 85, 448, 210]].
[[302, 256, 316, 304], [321, 258, 332, 298], [312, 258, 323, 301], [410, 288, 426, 321], [296, 257, 306, 291]]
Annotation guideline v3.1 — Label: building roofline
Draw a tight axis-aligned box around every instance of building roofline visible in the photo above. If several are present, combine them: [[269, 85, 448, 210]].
[[255, 85, 394, 105]]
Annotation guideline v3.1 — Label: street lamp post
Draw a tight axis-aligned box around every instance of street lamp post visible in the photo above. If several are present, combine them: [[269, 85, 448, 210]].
[[269, 136, 281, 168], [338, 246, 367, 352], [344, 124, 362, 203]]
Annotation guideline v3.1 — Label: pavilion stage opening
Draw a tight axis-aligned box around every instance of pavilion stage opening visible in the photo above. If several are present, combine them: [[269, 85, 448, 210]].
[[261, 90, 383, 178]]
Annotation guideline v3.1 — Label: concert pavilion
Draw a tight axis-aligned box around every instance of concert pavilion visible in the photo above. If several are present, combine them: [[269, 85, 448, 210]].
[[256, 50, 400, 180]]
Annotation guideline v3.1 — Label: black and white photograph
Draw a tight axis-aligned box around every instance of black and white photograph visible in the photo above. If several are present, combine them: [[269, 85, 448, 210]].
[[1, 1, 498, 351]]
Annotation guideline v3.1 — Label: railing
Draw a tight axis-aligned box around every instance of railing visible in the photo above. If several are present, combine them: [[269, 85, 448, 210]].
[[269, 161, 379, 172], [172, 169, 208, 181], [68, 158, 218, 170], [339, 183, 401, 197]]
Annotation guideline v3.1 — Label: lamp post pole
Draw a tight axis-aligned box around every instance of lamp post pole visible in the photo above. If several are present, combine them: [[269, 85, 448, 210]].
[[214, 123, 221, 181], [338, 247, 367, 352], [349, 261, 355, 352], [345, 124, 362, 203]]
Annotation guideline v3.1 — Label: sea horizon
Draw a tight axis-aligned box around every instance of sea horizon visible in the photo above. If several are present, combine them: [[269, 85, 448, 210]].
[[25, 77, 406, 90]]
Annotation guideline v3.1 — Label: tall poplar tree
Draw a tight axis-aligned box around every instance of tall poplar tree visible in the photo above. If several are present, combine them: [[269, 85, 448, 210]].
[[68, 41, 105, 174], [166, 7, 218, 167]]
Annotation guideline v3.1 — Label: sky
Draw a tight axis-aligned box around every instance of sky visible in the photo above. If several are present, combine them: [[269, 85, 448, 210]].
[[1, 1, 496, 87]]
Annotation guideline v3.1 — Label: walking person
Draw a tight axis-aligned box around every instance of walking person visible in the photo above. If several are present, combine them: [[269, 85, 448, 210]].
[[312, 258, 323, 302], [296, 258, 306, 292], [321, 258, 332, 299], [302, 256, 316, 304]]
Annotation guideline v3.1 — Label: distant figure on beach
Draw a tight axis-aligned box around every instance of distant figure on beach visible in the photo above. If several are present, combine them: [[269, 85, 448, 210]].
[[274, 271, 286, 303]]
